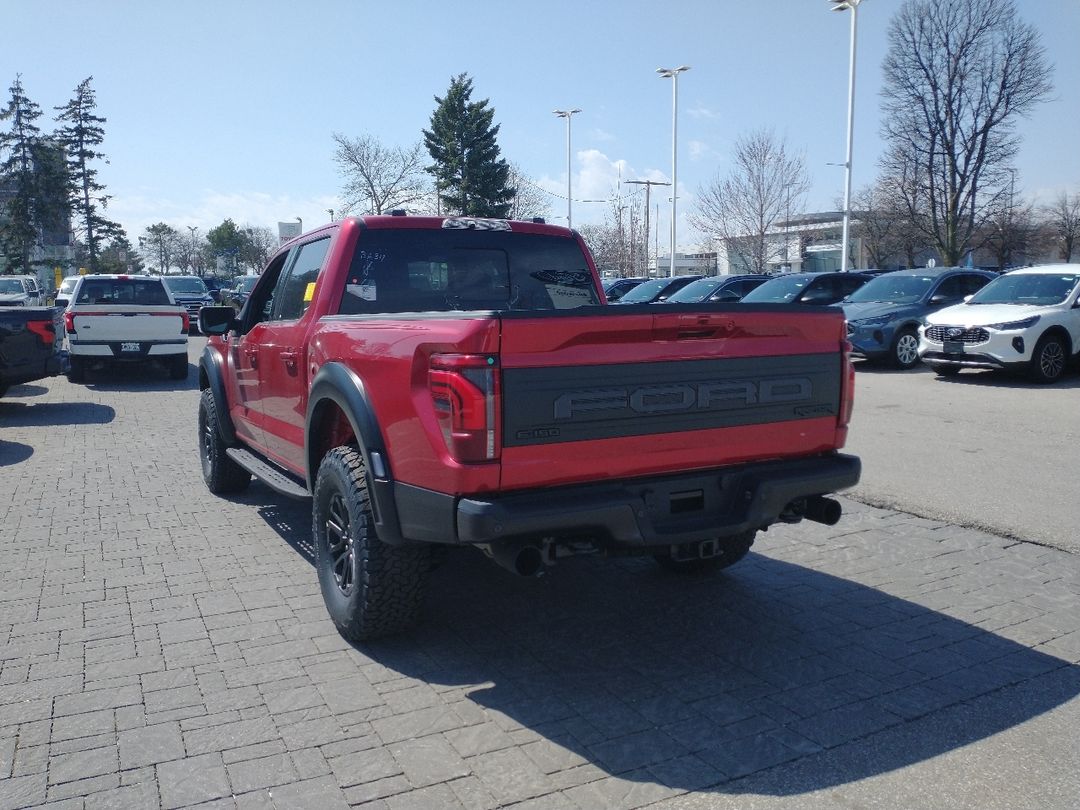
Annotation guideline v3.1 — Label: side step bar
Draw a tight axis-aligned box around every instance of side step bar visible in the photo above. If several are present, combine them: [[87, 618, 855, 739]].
[[226, 447, 311, 500]]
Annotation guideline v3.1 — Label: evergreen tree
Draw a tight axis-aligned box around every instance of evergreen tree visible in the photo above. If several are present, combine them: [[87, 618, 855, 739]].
[[0, 75, 66, 273], [55, 76, 120, 273], [423, 74, 514, 218], [139, 222, 181, 273]]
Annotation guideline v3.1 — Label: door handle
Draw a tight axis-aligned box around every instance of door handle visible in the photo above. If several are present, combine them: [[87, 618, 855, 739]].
[[243, 347, 258, 368], [280, 350, 298, 369]]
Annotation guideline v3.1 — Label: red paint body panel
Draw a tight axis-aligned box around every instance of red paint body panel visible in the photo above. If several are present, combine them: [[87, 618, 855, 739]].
[[213, 215, 853, 500]]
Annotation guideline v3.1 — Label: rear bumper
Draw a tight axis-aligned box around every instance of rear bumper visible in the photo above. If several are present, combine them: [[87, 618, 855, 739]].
[[392, 453, 861, 548]]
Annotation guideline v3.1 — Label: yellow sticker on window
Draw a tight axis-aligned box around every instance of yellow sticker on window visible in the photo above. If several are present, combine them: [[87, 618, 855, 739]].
[[303, 282, 316, 302]]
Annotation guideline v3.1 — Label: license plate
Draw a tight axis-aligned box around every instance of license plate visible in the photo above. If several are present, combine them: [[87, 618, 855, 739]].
[[943, 340, 965, 354], [121, 342, 141, 352]]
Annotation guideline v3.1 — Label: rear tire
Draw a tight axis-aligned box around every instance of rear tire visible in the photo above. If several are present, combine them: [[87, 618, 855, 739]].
[[67, 356, 86, 383], [891, 328, 920, 370], [1028, 334, 1067, 384], [313, 446, 430, 641], [653, 531, 756, 574], [169, 354, 189, 381], [198, 389, 250, 493]]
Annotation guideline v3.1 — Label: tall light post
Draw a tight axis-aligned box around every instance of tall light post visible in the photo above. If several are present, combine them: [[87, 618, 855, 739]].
[[624, 180, 671, 277], [187, 226, 199, 275], [296, 216, 303, 235], [657, 66, 689, 277], [831, 0, 865, 271], [552, 108, 581, 228], [327, 208, 335, 222]]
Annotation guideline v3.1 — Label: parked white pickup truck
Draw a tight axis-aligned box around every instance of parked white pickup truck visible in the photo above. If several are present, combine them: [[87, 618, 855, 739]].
[[65, 275, 190, 382]]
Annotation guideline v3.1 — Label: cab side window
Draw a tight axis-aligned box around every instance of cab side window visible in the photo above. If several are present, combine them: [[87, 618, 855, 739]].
[[271, 238, 331, 321], [934, 275, 968, 303], [241, 250, 293, 331]]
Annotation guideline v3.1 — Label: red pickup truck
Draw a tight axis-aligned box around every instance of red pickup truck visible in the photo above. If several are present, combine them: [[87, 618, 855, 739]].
[[197, 215, 860, 640]]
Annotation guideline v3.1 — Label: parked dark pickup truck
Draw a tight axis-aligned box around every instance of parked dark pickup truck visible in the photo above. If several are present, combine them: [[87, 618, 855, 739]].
[[197, 215, 860, 640], [0, 307, 66, 398]]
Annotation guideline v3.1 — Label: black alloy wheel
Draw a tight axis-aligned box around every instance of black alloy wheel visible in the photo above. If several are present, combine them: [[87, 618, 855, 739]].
[[197, 389, 251, 493]]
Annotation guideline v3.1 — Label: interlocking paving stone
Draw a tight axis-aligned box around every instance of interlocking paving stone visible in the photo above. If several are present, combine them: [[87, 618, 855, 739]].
[[118, 721, 184, 769], [3, 358, 1080, 808]]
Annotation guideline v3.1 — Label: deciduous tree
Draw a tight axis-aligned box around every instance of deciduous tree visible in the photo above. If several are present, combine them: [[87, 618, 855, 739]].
[[690, 129, 808, 274], [880, 0, 1053, 265], [333, 132, 429, 215], [1041, 191, 1080, 262]]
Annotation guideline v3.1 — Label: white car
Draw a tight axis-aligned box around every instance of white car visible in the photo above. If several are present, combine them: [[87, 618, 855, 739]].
[[53, 275, 81, 308], [65, 274, 190, 382], [918, 264, 1080, 384]]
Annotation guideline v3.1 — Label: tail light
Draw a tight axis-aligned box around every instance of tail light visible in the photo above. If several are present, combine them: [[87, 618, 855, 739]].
[[64, 310, 75, 334], [27, 319, 56, 345], [839, 333, 855, 430], [429, 354, 500, 463], [179, 310, 190, 333]]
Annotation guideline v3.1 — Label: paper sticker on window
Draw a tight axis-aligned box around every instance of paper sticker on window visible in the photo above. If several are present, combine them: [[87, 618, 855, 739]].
[[303, 282, 316, 302], [346, 283, 377, 301]]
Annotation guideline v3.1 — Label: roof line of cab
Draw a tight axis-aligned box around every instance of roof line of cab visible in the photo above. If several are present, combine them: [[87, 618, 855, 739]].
[[282, 213, 575, 247]]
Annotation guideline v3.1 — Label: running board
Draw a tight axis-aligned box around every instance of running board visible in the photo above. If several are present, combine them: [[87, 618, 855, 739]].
[[226, 447, 311, 500]]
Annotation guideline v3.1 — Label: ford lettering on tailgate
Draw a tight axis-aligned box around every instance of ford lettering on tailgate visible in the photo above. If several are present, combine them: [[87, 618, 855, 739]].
[[502, 354, 840, 446]]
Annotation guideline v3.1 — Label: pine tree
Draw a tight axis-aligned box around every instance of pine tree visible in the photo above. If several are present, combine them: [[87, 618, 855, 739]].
[[0, 75, 64, 273], [423, 74, 515, 218], [55, 76, 120, 273]]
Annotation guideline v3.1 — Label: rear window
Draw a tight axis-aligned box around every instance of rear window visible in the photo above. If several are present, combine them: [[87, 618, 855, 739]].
[[76, 278, 171, 306], [337, 229, 600, 314]]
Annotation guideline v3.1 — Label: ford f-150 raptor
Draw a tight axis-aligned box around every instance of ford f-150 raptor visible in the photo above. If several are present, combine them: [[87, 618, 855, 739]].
[[197, 214, 860, 640]]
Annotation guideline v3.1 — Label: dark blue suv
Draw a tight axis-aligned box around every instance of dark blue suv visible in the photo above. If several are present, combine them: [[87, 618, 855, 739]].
[[841, 267, 996, 368]]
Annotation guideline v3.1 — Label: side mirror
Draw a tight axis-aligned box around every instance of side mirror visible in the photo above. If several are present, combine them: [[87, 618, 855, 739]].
[[199, 305, 239, 336]]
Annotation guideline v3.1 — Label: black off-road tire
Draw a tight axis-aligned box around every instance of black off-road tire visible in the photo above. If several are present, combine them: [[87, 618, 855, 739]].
[[653, 531, 756, 574], [313, 446, 430, 641], [169, 354, 189, 381], [67, 356, 86, 383], [198, 389, 250, 494], [891, 327, 921, 370], [931, 363, 961, 377], [1028, 334, 1067, 384]]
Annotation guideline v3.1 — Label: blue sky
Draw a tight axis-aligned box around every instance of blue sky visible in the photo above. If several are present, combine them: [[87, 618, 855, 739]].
[[7, 0, 1079, 252]]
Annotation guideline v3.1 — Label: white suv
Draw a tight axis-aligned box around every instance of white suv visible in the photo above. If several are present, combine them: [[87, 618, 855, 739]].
[[919, 264, 1080, 384]]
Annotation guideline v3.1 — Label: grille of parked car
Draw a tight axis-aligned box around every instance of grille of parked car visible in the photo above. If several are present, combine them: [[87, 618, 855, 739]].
[[925, 325, 990, 344], [174, 299, 206, 320]]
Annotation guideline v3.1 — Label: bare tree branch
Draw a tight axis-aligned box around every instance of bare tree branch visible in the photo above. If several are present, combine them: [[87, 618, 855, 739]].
[[690, 129, 809, 274], [332, 133, 430, 215]]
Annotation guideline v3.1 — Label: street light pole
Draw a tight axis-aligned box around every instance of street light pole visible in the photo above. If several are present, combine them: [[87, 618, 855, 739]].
[[296, 216, 303, 235], [657, 66, 690, 277], [624, 180, 671, 277], [831, 0, 865, 272], [327, 208, 335, 222], [552, 108, 581, 228], [187, 226, 199, 275]]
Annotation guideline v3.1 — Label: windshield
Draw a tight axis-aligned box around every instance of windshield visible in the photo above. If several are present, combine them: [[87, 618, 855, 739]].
[[740, 276, 811, 303], [0, 279, 24, 294], [666, 279, 722, 303], [238, 277, 260, 293], [844, 274, 935, 304], [617, 278, 670, 303], [164, 277, 209, 295], [968, 273, 1080, 306]]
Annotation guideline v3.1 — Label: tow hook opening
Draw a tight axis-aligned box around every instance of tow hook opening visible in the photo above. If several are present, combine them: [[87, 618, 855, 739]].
[[670, 538, 720, 562]]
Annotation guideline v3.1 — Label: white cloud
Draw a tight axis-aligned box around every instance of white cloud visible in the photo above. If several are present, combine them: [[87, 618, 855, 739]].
[[688, 140, 710, 161], [588, 128, 617, 143], [110, 188, 344, 242], [687, 104, 722, 120]]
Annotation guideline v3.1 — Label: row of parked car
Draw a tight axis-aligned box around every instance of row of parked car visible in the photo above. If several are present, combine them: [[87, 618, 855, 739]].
[[603, 265, 1080, 384]]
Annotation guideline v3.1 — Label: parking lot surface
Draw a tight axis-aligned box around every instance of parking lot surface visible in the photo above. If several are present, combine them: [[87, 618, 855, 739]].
[[1, 342, 1078, 809]]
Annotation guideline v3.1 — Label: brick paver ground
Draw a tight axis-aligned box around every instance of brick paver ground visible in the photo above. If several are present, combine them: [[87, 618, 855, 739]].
[[1, 342, 1078, 809]]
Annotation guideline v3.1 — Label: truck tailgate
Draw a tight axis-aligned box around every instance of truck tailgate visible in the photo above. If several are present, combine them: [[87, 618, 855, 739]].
[[70, 306, 186, 342], [498, 306, 848, 490]]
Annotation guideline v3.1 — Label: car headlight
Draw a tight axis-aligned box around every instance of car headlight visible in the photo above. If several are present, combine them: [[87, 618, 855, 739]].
[[851, 315, 892, 327], [986, 316, 1040, 330]]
